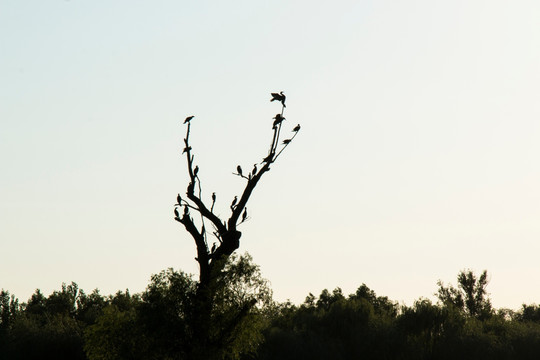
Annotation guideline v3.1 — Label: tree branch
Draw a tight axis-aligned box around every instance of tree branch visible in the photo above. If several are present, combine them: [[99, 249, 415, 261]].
[[175, 213, 209, 266], [183, 123, 227, 235]]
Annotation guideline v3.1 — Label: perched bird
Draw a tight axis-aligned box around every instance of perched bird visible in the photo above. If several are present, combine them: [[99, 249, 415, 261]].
[[273, 114, 285, 129], [242, 207, 247, 222], [231, 196, 238, 209], [270, 92, 286, 107], [182, 146, 192, 154], [194, 166, 199, 176], [212, 192, 216, 203], [262, 153, 274, 163], [282, 139, 291, 145], [184, 116, 194, 124], [237, 165, 243, 176], [174, 207, 180, 218], [177, 194, 182, 205], [292, 124, 301, 132], [252, 164, 257, 176]]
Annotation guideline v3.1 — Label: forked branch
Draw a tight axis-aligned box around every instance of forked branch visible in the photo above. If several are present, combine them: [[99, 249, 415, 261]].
[[175, 92, 300, 269]]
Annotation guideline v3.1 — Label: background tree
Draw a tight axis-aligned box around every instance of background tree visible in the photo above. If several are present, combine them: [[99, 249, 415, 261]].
[[256, 285, 400, 360], [6, 270, 540, 358], [0, 290, 19, 353], [1, 283, 88, 360], [174, 92, 300, 359], [83, 291, 144, 360], [437, 269, 493, 319], [82, 253, 271, 360]]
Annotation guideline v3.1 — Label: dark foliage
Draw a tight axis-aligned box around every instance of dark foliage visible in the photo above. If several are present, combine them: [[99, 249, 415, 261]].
[[253, 270, 540, 360], [4, 269, 540, 359]]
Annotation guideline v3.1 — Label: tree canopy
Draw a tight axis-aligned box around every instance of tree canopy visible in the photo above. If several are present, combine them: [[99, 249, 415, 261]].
[[3, 268, 540, 359]]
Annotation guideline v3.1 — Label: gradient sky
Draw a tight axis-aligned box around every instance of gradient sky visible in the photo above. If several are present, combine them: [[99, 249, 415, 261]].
[[1, 0, 539, 310]]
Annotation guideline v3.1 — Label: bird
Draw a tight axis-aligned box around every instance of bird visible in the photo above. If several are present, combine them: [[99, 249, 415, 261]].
[[194, 166, 199, 176], [212, 192, 216, 203], [174, 207, 180, 218], [177, 194, 182, 205], [242, 207, 247, 222], [231, 196, 238, 209], [262, 153, 274, 163], [237, 165, 243, 176], [282, 139, 291, 145], [270, 92, 286, 107], [184, 116, 194, 124], [272, 114, 285, 129], [252, 164, 257, 176], [182, 146, 192, 154], [292, 124, 301, 132]]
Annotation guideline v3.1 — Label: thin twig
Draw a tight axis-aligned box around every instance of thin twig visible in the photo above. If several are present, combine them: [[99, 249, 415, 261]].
[[274, 129, 299, 161]]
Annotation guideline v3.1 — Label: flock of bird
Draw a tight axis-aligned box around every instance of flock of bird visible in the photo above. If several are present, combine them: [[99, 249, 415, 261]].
[[176, 92, 300, 255], [182, 91, 299, 134]]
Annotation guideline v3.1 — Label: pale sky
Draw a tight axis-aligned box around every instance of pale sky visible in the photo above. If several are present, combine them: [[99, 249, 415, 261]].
[[1, 0, 539, 310]]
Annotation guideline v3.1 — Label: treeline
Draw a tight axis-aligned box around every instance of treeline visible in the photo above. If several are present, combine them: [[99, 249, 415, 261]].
[[259, 281, 540, 359], [0, 254, 270, 360], [2, 258, 540, 359]]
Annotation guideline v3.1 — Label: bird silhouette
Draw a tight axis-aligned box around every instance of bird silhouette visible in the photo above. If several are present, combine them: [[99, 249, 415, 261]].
[[242, 207, 247, 222], [282, 139, 291, 145], [177, 194, 182, 205], [231, 196, 238, 209], [270, 92, 286, 107], [272, 114, 285, 129], [211, 192, 216, 213], [184, 116, 194, 124], [194, 166, 199, 176], [237, 165, 243, 176], [174, 207, 180, 218], [262, 153, 274, 163], [292, 124, 301, 132], [252, 164, 257, 176]]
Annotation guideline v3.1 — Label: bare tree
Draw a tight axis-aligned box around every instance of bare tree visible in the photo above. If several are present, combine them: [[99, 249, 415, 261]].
[[174, 92, 300, 358]]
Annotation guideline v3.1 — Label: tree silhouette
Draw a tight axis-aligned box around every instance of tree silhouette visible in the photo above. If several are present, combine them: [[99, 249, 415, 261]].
[[174, 92, 300, 359], [436, 269, 493, 319]]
